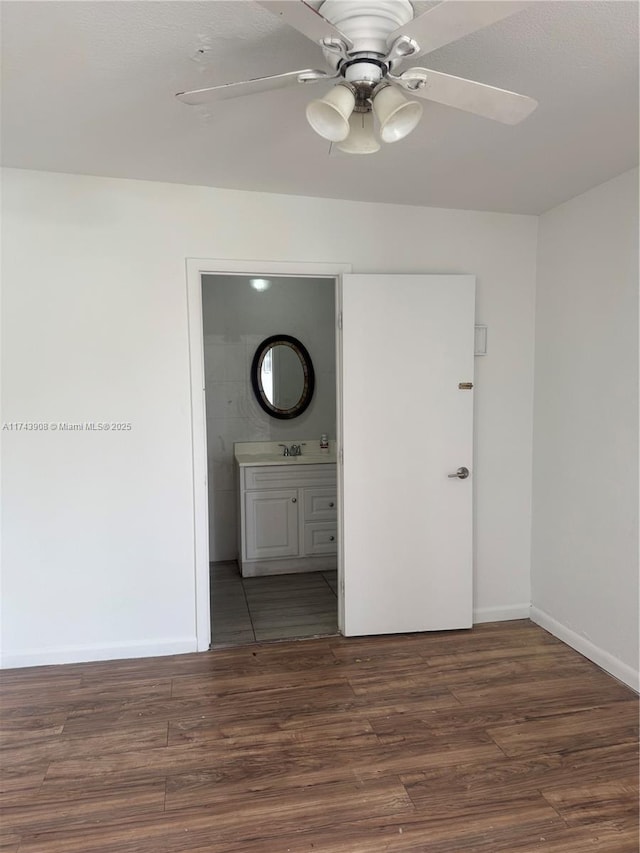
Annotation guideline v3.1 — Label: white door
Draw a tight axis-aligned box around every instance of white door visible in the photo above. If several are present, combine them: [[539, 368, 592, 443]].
[[340, 274, 475, 636]]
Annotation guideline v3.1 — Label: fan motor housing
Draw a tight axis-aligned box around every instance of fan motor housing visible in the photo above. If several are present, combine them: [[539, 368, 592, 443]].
[[319, 0, 414, 58]]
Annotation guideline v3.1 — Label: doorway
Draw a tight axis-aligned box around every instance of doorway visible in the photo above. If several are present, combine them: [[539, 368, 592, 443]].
[[187, 261, 350, 650], [187, 261, 475, 653]]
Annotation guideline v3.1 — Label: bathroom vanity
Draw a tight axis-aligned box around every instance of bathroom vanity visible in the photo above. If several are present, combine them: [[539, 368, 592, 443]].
[[235, 442, 337, 577]]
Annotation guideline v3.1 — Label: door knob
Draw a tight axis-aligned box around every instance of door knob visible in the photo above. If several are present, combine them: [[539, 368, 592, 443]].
[[448, 467, 469, 480]]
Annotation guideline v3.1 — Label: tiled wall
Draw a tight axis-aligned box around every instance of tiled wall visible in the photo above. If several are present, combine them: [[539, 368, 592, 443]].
[[202, 275, 336, 560]]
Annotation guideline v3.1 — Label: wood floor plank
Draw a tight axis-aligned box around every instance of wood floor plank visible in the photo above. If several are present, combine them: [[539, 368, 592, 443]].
[[423, 641, 581, 668], [0, 677, 173, 720], [164, 733, 383, 806], [1, 722, 168, 771], [277, 819, 638, 853], [167, 714, 372, 748], [370, 690, 635, 742], [0, 831, 21, 853], [486, 702, 639, 757], [168, 678, 359, 723], [177, 809, 566, 853], [1, 620, 637, 852], [18, 778, 414, 853], [451, 673, 637, 709], [162, 734, 502, 812], [329, 621, 560, 661], [169, 666, 348, 700], [229, 689, 463, 736], [0, 714, 66, 748], [542, 777, 640, 830], [0, 781, 166, 835], [43, 742, 225, 785], [0, 765, 49, 795], [421, 652, 601, 687], [0, 674, 82, 695], [401, 742, 640, 801], [60, 696, 232, 736]]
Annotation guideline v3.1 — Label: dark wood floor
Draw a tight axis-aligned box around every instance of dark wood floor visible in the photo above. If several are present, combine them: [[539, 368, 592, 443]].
[[1, 621, 638, 852]]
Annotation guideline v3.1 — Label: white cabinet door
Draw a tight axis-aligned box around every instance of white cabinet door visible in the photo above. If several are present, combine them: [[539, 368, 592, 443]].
[[341, 274, 475, 636], [244, 489, 299, 560]]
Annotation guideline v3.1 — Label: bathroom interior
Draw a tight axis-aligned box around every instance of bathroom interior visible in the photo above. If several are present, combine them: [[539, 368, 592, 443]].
[[202, 273, 338, 646]]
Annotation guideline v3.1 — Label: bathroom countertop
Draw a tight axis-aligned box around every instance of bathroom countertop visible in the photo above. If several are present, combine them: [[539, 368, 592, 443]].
[[234, 440, 336, 467], [234, 452, 336, 467]]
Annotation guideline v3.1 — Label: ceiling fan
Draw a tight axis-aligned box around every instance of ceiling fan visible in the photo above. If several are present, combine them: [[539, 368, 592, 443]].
[[176, 0, 538, 154]]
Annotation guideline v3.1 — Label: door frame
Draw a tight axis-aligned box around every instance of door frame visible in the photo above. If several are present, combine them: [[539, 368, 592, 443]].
[[186, 258, 351, 651]]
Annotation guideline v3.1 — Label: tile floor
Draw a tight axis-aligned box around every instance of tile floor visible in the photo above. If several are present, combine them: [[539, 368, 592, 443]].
[[210, 561, 339, 647]]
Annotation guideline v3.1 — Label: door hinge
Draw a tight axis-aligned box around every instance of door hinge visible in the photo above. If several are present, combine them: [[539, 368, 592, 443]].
[[339, 448, 344, 465], [338, 312, 343, 330]]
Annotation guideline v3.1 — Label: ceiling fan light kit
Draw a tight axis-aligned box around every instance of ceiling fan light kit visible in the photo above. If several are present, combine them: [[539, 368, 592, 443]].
[[373, 84, 422, 143], [177, 0, 538, 155], [306, 83, 356, 142], [337, 110, 380, 154]]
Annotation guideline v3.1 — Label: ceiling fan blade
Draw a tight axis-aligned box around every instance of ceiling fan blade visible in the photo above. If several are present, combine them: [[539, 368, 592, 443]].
[[256, 1, 353, 50], [176, 69, 334, 106], [397, 68, 538, 124], [387, 1, 530, 59]]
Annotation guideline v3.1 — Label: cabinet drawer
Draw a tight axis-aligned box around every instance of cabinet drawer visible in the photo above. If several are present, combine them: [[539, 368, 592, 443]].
[[304, 488, 337, 521], [304, 523, 338, 555], [243, 464, 336, 491]]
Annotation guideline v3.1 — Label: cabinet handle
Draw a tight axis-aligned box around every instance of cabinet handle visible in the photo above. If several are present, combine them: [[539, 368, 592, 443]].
[[292, 497, 297, 503], [329, 502, 335, 508], [329, 535, 335, 541]]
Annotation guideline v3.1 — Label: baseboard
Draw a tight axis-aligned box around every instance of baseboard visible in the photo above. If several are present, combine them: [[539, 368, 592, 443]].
[[0, 637, 198, 669], [473, 603, 531, 624], [530, 606, 639, 693]]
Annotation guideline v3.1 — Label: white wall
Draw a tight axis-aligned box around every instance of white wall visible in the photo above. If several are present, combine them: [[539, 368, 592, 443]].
[[0, 167, 537, 667], [202, 275, 335, 561], [531, 168, 639, 690]]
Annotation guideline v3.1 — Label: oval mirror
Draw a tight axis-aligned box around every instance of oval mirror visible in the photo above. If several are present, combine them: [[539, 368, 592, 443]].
[[251, 335, 315, 419]]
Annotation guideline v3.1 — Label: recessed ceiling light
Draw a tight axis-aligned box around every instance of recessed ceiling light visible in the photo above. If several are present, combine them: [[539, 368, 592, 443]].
[[250, 278, 272, 292]]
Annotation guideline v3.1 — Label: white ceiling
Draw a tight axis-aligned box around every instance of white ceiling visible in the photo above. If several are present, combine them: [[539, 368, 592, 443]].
[[1, 1, 637, 214]]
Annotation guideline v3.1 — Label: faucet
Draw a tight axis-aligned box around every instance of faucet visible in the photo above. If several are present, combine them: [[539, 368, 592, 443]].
[[279, 443, 305, 457]]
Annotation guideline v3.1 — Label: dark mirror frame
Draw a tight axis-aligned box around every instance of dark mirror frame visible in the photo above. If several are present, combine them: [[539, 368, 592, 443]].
[[250, 334, 315, 420]]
